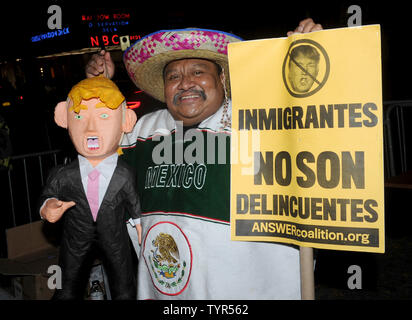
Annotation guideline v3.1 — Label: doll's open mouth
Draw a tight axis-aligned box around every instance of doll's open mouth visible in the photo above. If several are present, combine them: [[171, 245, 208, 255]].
[[87, 136, 99, 150]]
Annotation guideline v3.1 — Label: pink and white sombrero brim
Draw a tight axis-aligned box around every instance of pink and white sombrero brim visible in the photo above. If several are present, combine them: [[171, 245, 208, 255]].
[[123, 28, 243, 102]]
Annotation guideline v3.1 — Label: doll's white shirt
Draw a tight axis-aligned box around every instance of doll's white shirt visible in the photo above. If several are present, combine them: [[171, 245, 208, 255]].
[[78, 153, 117, 209]]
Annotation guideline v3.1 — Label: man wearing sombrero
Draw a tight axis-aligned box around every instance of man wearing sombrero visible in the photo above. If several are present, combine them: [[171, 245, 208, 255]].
[[87, 18, 322, 299]]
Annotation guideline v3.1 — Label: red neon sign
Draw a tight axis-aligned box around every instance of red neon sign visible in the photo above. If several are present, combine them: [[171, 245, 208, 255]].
[[90, 34, 119, 47], [90, 34, 140, 47], [81, 13, 130, 22], [127, 101, 141, 109]]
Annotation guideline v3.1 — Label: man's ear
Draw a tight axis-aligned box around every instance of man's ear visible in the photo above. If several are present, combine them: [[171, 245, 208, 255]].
[[122, 108, 137, 133], [54, 101, 68, 128]]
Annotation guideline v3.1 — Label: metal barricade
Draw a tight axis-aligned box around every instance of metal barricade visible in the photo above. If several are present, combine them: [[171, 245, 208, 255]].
[[2, 150, 70, 228]]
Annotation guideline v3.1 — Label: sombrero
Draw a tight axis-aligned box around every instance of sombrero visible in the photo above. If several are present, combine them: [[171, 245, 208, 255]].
[[123, 28, 243, 102]]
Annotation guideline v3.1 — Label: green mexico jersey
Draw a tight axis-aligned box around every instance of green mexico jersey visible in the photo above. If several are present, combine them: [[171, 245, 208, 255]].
[[122, 124, 231, 224], [121, 104, 301, 299]]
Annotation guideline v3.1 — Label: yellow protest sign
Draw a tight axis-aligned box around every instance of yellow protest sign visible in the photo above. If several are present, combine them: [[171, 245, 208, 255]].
[[229, 25, 384, 253]]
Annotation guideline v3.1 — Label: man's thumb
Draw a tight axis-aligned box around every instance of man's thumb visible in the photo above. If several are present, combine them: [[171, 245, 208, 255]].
[[105, 51, 112, 62]]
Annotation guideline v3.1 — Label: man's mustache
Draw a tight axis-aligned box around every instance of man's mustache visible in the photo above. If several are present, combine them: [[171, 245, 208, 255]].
[[173, 89, 207, 105]]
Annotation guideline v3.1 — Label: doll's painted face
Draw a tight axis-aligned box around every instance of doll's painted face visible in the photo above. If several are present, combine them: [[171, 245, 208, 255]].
[[67, 98, 123, 165]]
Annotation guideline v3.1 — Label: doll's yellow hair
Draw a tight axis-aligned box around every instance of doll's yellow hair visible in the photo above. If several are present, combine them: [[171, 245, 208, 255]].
[[68, 75, 125, 113]]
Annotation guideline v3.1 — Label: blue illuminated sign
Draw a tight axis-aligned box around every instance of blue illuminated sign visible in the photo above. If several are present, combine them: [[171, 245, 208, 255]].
[[31, 27, 70, 42]]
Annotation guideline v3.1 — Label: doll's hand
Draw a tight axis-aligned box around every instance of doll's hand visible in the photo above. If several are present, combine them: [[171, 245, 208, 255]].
[[85, 50, 115, 79], [41, 198, 76, 223]]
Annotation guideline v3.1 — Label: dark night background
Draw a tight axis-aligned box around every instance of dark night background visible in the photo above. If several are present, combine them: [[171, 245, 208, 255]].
[[0, 0, 411, 300]]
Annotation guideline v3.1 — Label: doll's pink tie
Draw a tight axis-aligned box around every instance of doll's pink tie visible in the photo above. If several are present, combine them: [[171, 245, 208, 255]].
[[87, 169, 100, 222]]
